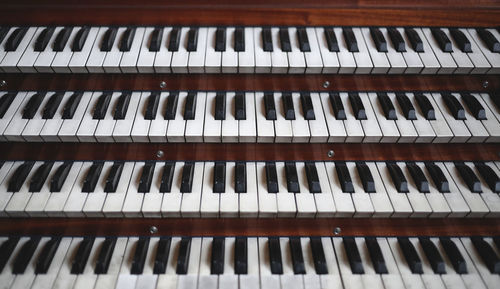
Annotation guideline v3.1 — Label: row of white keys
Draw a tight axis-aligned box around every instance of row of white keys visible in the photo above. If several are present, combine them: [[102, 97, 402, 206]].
[[467, 28, 500, 74], [0, 92, 28, 142], [0, 27, 37, 73]]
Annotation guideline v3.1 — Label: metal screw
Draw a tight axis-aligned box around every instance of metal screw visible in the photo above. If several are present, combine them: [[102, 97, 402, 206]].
[[333, 227, 341, 235], [156, 150, 164, 158], [323, 81, 330, 89], [327, 150, 334, 158], [483, 80, 489, 88], [160, 81, 167, 88], [149, 226, 158, 234], [0, 80, 6, 87]]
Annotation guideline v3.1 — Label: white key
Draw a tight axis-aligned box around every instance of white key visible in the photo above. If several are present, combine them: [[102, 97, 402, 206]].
[[44, 161, 83, 217], [188, 27, 208, 73], [399, 161, 432, 217], [287, 27, 306, 74], [360, 27, 390, 74], [200, 162, 220, 217], [141, 162, 164, 218], [258, 237, 280, 289], [319, 92, 347, 143], [198, 238, 218, 289], [94, 91, 121, 143], [342, 91, 367, 142], [254, 27, 271, 73], [291, 92, 310, 143], [119, 27, 145, 73], [204, 27, 221, 73], [185, 91, 206, 142], [468, 161, 500, 217], [377, 238, 407, 289], [21, 91, 55, 142], [17, 27, 46, 73], [331, 237, 363, 289], [409, 28, 441, 74], [358, 92, 382, 143], [39, 91, 73, 142], [455, 93, 490, 143], [3, 91, 35, 142], [62, 162, 92, 217], [113, 91, 141, 142], [334, 27, 357, 74], [0, 92, 27, 141], [131, 92, 152, 142], [312, 162, 336, 218], [429, 238, 469, 289], [239, 162, 259, 218], [9, 237, 51, 289], [59, 91, 92, 142], [135, 27, 156, 73], [177, 237, 201, 289], [203, 92, 222, 142], [220, 162, 239, 217], [73, 237, 106, 289], [51, 237, 82, 289], [82, 161, 112, 217], [387, 92, 418, 143], [2, 27, 37, 73], [422, 28, 457, 74], [295, 162, 317, 217], [406, 92, 437, 143], [347, 162, 374, 217], [414, 162, 452, 218], [303, 27, 323, 74], [380, 28, 407, 74], [5, 161, 44, 217], [51, 27, 80, 73], [319, 237, 343, 289], [460, 237, 499, 289], [180, 162, 203, 217], [396, 27, 425, 74], [355, 238, 385, 289], [102, 27, 127, 73], [467, 28, 500, 74], [387, 237, 427, 289], [375, 162, 413, 218], [222, 27, 238, 73], [257, 162, 277, 217], [270, 27, 288, 73], [161, 162, 182, 217], [408, 238, 447, 289], [431, 92, 471, 143], [170, 27, 189, 73], [239, 237, 260, 289], [441, 28, 474, 74], [476, 93, 500, 143], [219, 237, 237, 289], [0, 28, 15, 68], [255, 92, 274, 143], [30, 237, 72, 289], [33, 26, 64, 73], [275, 162, 296, 217], [365, 162, 394, 217], [166, 92, 186, 142], [148, 92, 170, 142], [238, 27, 255, 73], [367, 92, 400, 143], [221, 92, 238, 143], [324, 162, 355, 217], [274, 92, 292, 142], [315, 27, 341, 74], [352, 28, 374, 74], [134, 237, 158, 289], [414, 92, 453, 143], [76, 91, 102, 142], [102, 162, 134, 217], [85, 27, 109, 73], [94, 237, 128, 289], [68, 27, 99, 73], [152, 27, 173, 73], [115, 237, 139, 289], [0, 161, 15, 217], [280, 238, 304, 289], [155, 237, 180, 289], [457, 28, 491, 74], [239, 92, 257, 142], [24, 161, 63, 217]]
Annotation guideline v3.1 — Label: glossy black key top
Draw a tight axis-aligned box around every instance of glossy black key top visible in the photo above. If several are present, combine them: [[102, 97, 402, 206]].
[[405, 28, 424, 52], [0, 92, 16, 118], [215, 27, 226, 52], [289, 237, 306, 274], [425, 162, 449, 193], [149, 28, 163, 52], [211, 237, 225, 274], [406, 162, 429, 193], [282, 92, 295, 120], [213, 162, 226, 193], [71, 27, 90, 52], [442, 93, 465, 120], [114, 92, 131, 120], [101, 27, 118, 52], [266, 162, 278, 193], [471, 237, 500, 274], [119, 27, 136, 52], [53, 27, 73, 52], [348, 93, 366, 120], [23, 92, 46, 119], [449, 28, 472, 53], [234, 27, 245, 52], [187, 28, 198, 52], [138, 162, 155, 193], [305, 162, 321, 193], [144, 92, 160, 120], [329, 92, 346, 120], [0, 27, 9, 44], [310, 237, 328, 274], [71, 237, 95, 274], [432, 28, 453, 52], [419, 237, 445, 274], [42, 92, 64, 119], [476, 28, 500, 53], [153, 237, 171, 274], [94, 237, 116, 274], [180, 162, 195, 193], [356, 162, 375, 193], [262, 28, 273, 52], [414, 93, 435, 120], [35, 237, 61, 274], [234, 92, 246, 120], [370, 27, 387, 52], [160, 162, 175, 193], [297, 28, 310, 52], [13, 237, 41, 274], [183, 92, 197, 120], [285, 162, 299, 193], [215, 92, 226, 120], [168, 28, 181, 51], [234, 237, 248, 274], [455, 162, 481, 193], [365, 237, 388, 274], [93, 92, 112, 120], [388, 27, 406, 52], [397, 237, 423, 274], [0, 237, 20, 273], [5, 27, 28, 51], [268, 237, 283, 274], [461, 93, 486, 120], [343, 237, 364, 274], [264, 92, 276, 120], [387, 162, 408, 193], [164, 91, 179, 120], [324, 27, 339, 52], [396, 93, 416, 120], [34, 27, 55, 51], [343, 27, 358, 52], [82, 162, 104, 192], [279, 28, 291, 52], [62, 92, 83, 119], [475, 162, 500, 193], [30, 161, 54, 192], [104, 162, 124, 193], [235, 162, 247, 193], [440, 237, 467, 274], [336, 162, 354, 193], [131, 237, 149, 274], [377, 92, 397, 120], [176, 237, 191, 274], [8, 161, 34, 192], [301, 92, 315, 120]]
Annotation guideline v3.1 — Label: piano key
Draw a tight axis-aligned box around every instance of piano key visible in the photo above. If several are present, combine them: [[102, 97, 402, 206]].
[[234, 27, 244, 52], [361, 27, 390, 73], [0, 237, 20, 273], [5, 161, 43, 217], [238, 27, 255, 73], [71, 237, 95, 274], [431, 28, 453, 52], [419, 237, 446, 274], [254, 27, 272, 73], [239, 162, 258, 217], [93, 237, 117, 274], [137, 28, 159, 73], [323, 162, 354, 217], [418, 92, 454, 142], [476, 28, 500, 52], [104, 162, 124, 193], [406, 162, 429, 193], [184, 91, 206, 142], [84, 27, 111, 73], [471, 237, 500, 274], [308, 237, 328, 275], [475, 162, 500, 193], [169, 27, 181, 51], [292, 162, 316, 217], [180, 162, 203, 217], [215, 27, 226, 52], [29, 161, 54, 192], [161, 162, 183, 217], [378, 28, 408, 73], [375, 162, 413, 217], [442, 92, 466, 120], [130, 237, 149, 274], [397, 237, 423, 274], [356, 162, 376, 193], [258, 237, 280, 289], [4, 27, 28, 51], [170, 27, 189, 73], [8, 161, 34, 192], [422, 28, 457, 73], [270, 27, 288, 73], [286, 27, 306, 74], [368, 92, 399, 142], [1, 27, 36, 73], [439, 237, 468, 274], [151, 237, 172, 274], [315, 27, 341, 73], [351, 28, 374, 73], [300, 92, 315, 120], [150, 27, 173, 73], [455, 162, 482, 193], [335, 161, 353, 193], [256, 162, 278, 217], [210, 237, 225, 274], [15, 27, 46, 73], [122, 163, 153, 216], [81, 162, 113, 217], [460, 237, 500, 289], [198, 237, 217, 289], [467, 161, 500, 217], [234, 237, 248, 274], [370, 27, 387, 52], [139, 162, 164, 218], [11, 237, 41, 274], [119, 27, 136, 52], [461, 93, 486, 121], [284, 162, 299, 193], [320, 92, 350, 142], [449, 28, 471, 52], [101, 161, 133, 217], [187, 27, 207, 73], [118, 27, 144, 73], [346, 162, 375, 217], [200, 162, 220, 217], [437, 93, 477, 141], [34, 237, 61, 274], [365, 237, 388, 274], [343, 237, 364, 274], [220, 27, 238, 73], [441, 29, 476, 74], [331, 238, 364, 289]]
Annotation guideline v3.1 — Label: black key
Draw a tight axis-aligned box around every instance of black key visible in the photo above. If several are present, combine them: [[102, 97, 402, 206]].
[[266, 162, 279, 193], [419, 237, 445, 274], [215, 27, 226, 52], [440, 237, 467, 274], [72, 27, 90, 52], [131, 237, 149, 274], [82, 162, 104, 192], [0, 237, 20, 273], [387, 162, 408, 193], [168, 28, 181, 51], [471, 237, 500, 274], [94, 237, 117, 274], [310, 237, 328, 274], [289, 237, 306, 274], [180, 162, 195, 193], [329, 92, 346, 120], [13, 237, 41, 274], [268, 237, 283, 274], [406, 162, 429, 193], [449, 28, 472, 53], [370, 27, 388, 52], [62, 92, 83, 119], [432, 28, 453, 52], [300, 92, 315, 120], [235, 162, 247, 193], [425, 162, 449, 193], [377, 92, 397, 120], [414, 93, 436, 120], [53, 27, 73, 52], [396, 92, 416, 120], [8, 161, 34, 192], [164, 92, 179, 120], [282, 92, 295, 120], [160, 162, 175, 193], [71, 237, 95, 274], [234, 92, 246, 120], [388, 27, 406, 52], [279, 28, 291, 52], [114, 92, 131, 120], [29, 161, 54, 192], [262, 28, 273, 52], [348, 93, 366, 120], [455, 162, 481, 193], [213, 162, 226, 193], [93, 92, 112, 120], [144, 92, 160, 120], [475, 162, 500, 193], [101, 27, 118, 52], [442, 93, 465, 120], [297, 28, 310, 52], [264, 92, 276, 120], [324, 27, 339, 52], [153, 237, 171, 274], [397, 237, 423, 274], [35, 237, 61, 274], [183, 92, 197, 120], [343, 237, 364, 274], [0, 27, 10, 44], [211, 237, 225, 274], [356, 162, 375, 193], [365, 237, 388, 274], [176, 237, 191, 274], [336, 162, 354, 193], [494, 237, 500, 252], [305, 162, 321, 193], [42, 92, 64, 119], [5, 27, 28, 51], [215, 92, 226, 120], [234, 237, 248, 274], [285, 162, 299, 193], [234, 27, 245, 52], [476, 28, 500, 53], [0, 92, 16, 118], [461, 93, 486, 120], [119, 27, 136, 52], [34, 27, 56, 51], [187, 28, 198, 51], [104, 162, 124, 193], [405, 28, 424, 52], [138, 162, 155, 193], [50, 162, 73, 192], [343, 27, 358, 52], [149, 28, 163, 52], [23, 92, 46, 119]]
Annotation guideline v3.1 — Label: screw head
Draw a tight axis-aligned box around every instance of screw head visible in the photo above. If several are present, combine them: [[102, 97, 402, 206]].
[[327, 150, 334, 158], [160, 81, 167, 88], [156, 150, 164, 158], [323, 81, 330, 89], [0, 80, 6, 87], [333, 227, 341, 235], [483, 80, 489, 88], [149, 226, 158, 234]]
